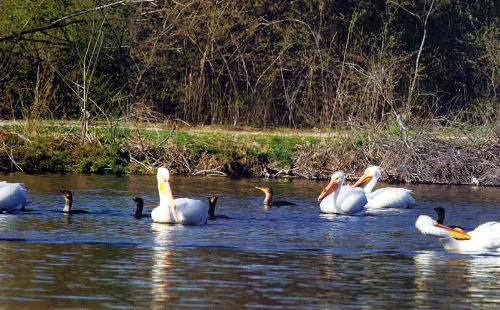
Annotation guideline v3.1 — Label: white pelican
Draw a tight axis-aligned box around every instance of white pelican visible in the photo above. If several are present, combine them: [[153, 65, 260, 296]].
[[352, 166, 415, 209], [151, 167, 207, 225], [255, 186, 296, 207], [415, 215, 500, 253], [0, 181, 27, 212], [317, 171, 367, 215]]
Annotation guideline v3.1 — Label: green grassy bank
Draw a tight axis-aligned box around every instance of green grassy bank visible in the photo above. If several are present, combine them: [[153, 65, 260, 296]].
[[0, 120, 498, 185]]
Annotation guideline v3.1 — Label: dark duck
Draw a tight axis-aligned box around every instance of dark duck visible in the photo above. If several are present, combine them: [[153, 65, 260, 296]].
[[255, 187, 296, 207], [208, 196, 229, 220], [132, 197, 150, 218], [434, 207, 466, 231], [59, 190, 88, 214]]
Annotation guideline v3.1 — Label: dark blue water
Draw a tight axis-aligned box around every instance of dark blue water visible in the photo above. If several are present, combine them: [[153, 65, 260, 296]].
[[0, 173, 498, 309]]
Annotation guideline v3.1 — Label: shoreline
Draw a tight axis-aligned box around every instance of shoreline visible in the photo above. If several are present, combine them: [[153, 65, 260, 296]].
[[0, 120, 498, 186]]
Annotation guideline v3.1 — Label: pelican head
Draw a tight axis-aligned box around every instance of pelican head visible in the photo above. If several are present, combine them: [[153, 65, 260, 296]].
[[416, 215, 471, 240], [318, 171, 344, 201], [157, 167, 170, 183], [157, 167, 172, 199], [352, 166, 381, 188]]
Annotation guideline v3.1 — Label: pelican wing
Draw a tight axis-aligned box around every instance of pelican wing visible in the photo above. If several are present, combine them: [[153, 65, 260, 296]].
[[468, 222, 500, 251], [366, 187, 415, 209], [175, 198, 208, 225], [337, 186, 367, 214], [0, 182, 27, 210], [320, 185, 366, 215]]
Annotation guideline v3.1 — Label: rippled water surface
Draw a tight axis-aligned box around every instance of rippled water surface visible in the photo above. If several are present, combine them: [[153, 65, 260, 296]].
[[0, 173, 499, 309]]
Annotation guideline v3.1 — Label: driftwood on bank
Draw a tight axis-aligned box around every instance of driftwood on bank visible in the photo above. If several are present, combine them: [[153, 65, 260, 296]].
[[129, 130, 499, 186], [1, 123, 497, 185]]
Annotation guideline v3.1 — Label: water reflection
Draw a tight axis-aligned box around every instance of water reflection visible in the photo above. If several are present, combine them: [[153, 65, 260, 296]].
[[151, 223, 175, 307], [414, 252, 500, 309], [0, 173, 497, 308]]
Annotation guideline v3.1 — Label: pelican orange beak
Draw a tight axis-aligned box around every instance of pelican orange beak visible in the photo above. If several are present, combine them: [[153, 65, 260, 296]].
[[434, 223, 472, 240], [318, 179, 339, 201], [352, 173, 372, 188], [255, 187, 266, 193]]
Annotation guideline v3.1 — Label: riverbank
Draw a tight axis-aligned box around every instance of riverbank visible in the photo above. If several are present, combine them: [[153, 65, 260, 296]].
[[0, 120, 498, 185]]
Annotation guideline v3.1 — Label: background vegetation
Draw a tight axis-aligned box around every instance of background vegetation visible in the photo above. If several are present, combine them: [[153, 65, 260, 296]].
[[1, 120, 498, 185], [0, 0, 498, 128], [0, 1, 498, 184]]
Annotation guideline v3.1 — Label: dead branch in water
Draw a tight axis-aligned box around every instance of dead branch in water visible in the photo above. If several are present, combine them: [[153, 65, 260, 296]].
[[193, 167, 227, 177]]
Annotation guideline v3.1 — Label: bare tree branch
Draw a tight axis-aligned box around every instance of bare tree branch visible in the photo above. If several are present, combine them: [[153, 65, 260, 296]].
[[406, 0, 436, 114], [0, 0, 156, 43]]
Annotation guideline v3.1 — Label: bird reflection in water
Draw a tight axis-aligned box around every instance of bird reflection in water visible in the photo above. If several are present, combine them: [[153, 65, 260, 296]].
[[151, 223, 176, 306], [413, 252, 500, 308]]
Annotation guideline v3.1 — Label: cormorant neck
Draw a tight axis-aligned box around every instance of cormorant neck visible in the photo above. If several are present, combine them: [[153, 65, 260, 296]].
[[63, 198, 72, 213], [435, 208, 445, 224], [135, 203, 143, 216], [263, 192, 272, 206]]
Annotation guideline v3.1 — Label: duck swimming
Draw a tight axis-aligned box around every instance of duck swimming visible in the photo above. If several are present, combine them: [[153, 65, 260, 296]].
[[208, 196, 229, 220], [133, 197, 151, 218], [255, 187, 296, 207], [0, 181, 27, 212], [151, 167, 207, 225], [59, 190, 88, 214]]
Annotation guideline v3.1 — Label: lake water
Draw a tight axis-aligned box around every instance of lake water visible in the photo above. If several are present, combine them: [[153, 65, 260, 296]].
[[0, 173, 499, 309]]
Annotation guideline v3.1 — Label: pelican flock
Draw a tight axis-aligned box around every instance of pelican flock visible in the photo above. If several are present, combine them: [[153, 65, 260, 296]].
[[3, 164, 497, 255], [352, 166, 415, 209], [317, 171, 367, 215]]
